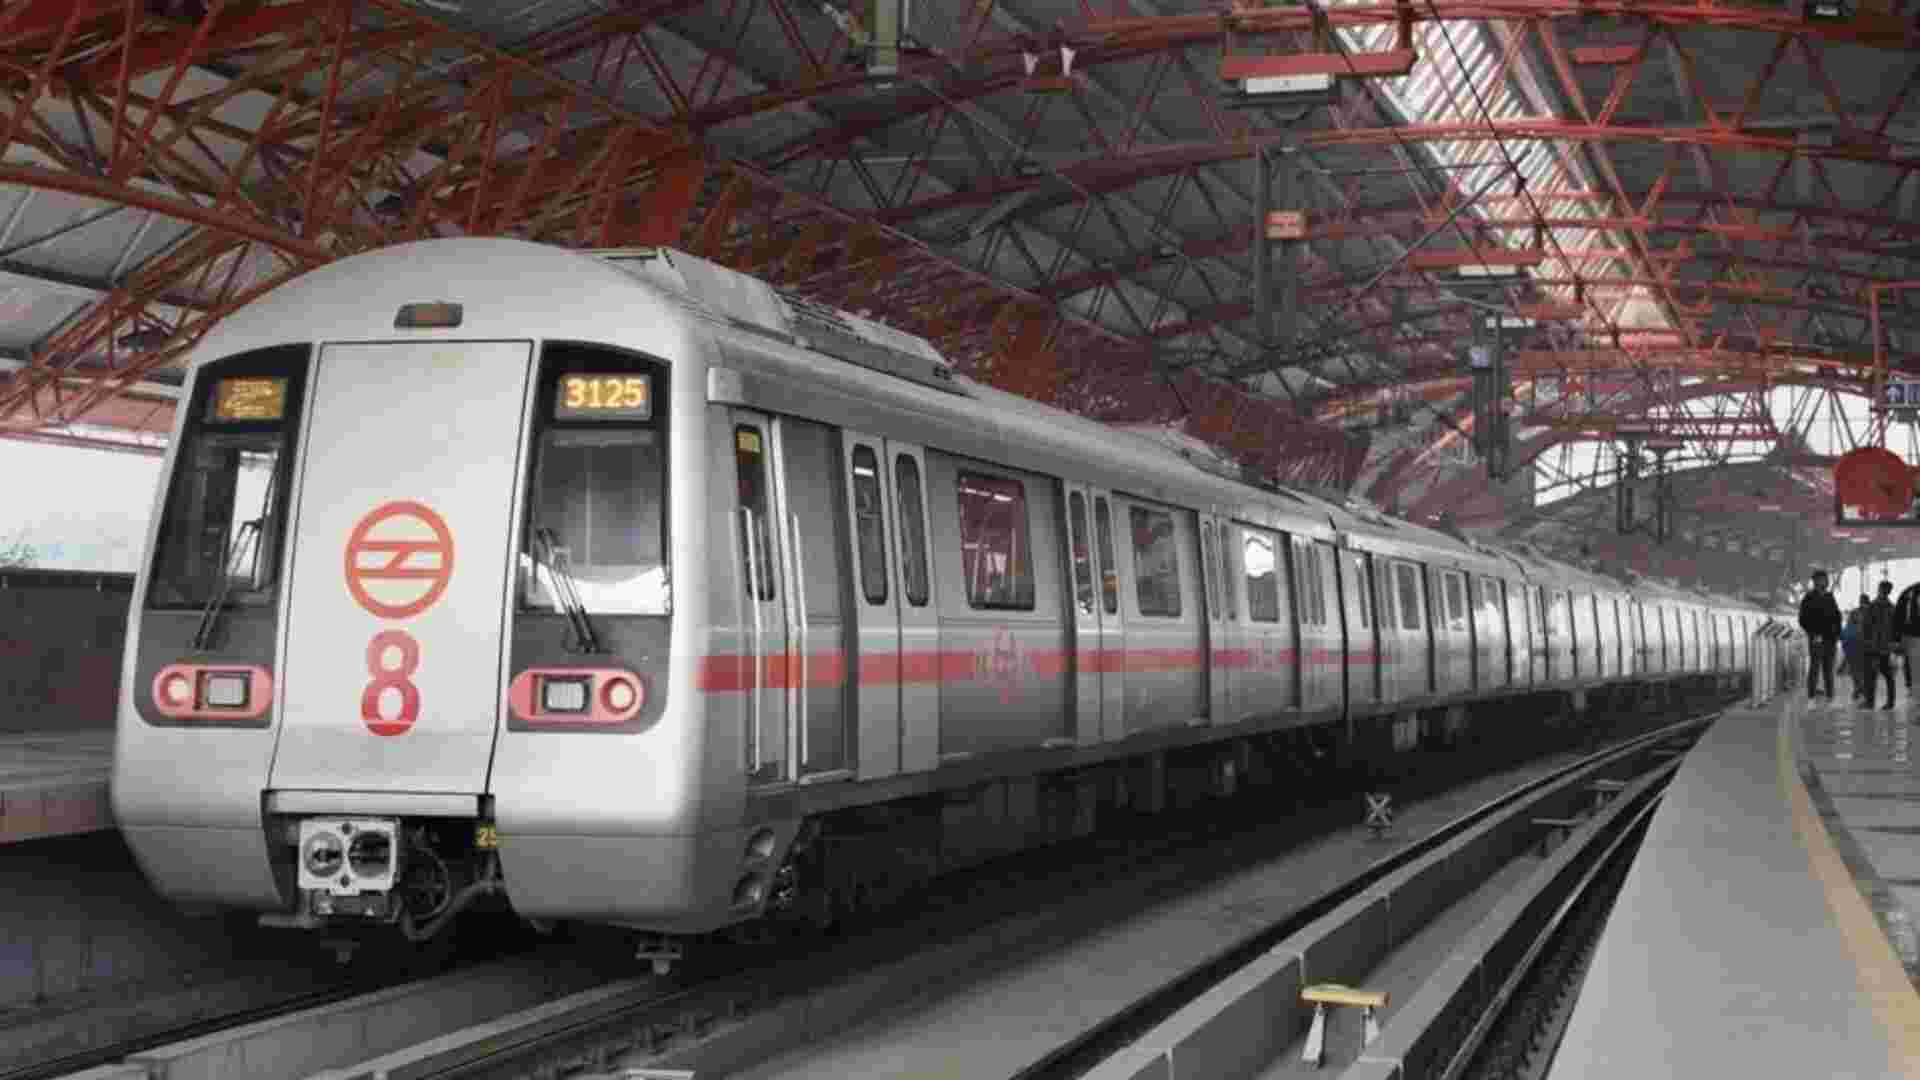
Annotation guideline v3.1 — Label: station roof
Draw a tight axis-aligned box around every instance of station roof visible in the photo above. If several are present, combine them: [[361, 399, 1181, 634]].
[[0, 0, 1915, 593]]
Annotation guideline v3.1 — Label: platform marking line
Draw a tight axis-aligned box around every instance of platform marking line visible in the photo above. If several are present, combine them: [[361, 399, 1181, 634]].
[[1779, 706, 1920, 1078]]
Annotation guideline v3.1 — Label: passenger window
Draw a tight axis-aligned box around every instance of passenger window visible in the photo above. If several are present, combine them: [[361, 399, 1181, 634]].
[[1202, 522, 1222, 616], [1295, 540, 1326, 627], [1068, 492, 1095, 617], [894, 454, 929, 607], [1244, 530, 1281, 623], [1320, 546, 1340, 621], [1352, 552, 1373, 629], [1477, 577, 1502, 626], [850, 446, 887, 605], [735, 426, 775, 602], [1094, 497, 1119, 615], [1218, 526, 1238, 619], [956, 469, 1034, 610], [1395, 563, 1422, 631], [1443, 572, 1467, 630], [1130, 505, 1182, 617]]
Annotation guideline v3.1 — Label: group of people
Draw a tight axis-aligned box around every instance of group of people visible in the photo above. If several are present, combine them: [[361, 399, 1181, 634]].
[[1797, 570, 1920, 708]]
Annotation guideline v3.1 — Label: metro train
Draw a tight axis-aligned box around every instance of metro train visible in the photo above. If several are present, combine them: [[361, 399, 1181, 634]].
[[115, 238, 1776, 965]]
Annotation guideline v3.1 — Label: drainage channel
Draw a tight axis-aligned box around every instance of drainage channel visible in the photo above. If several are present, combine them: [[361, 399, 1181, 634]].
[[274, 710, 1719, 1080]]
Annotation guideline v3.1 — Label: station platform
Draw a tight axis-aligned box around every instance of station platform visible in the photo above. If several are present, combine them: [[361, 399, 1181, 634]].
[[1548, 696, 1920, 1080], [0, 729, 114, 844]]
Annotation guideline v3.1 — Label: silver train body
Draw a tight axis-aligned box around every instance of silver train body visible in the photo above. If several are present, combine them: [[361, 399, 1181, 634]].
[[115, 239, 1775, 941]]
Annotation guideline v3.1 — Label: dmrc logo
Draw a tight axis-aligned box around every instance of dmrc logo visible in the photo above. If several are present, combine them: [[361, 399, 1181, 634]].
[[976, 626, 1028, 706], [344, 501, 455, 737]]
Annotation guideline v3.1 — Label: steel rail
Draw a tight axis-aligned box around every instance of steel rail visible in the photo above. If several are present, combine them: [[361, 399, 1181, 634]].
[[1004, 710, 1718, 1080]]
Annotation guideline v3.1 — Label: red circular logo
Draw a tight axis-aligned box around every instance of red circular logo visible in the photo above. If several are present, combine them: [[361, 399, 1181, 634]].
[[344, 501, 455, 620]]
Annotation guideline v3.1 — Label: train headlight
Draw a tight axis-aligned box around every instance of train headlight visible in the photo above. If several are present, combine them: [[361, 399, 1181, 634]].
[[302, 832, 345, 877], [159, 672, 192, 707], [203, 671, 248, 709], [601, 676, 641, 714], [540, 676, 589, 713]]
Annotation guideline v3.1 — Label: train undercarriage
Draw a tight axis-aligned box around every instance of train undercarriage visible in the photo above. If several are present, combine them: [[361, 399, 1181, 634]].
[[256, 675, 1743, 973]]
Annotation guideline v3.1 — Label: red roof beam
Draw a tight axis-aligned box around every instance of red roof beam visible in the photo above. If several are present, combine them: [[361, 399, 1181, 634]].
[[1219, 50, 1417, 81], [1514, 302, 1588, 320], [1405, 250, 1546, 270], [63, 2, 326, 87], [1569, 44, 1641, 65]]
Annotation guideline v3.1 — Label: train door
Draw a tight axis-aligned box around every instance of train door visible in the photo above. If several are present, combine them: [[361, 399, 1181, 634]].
[[841, 432, 938, 778], [272, 341, 531, 796], [1473, 576, 1507, 689], [1091, 493, 1125, 740], [1064, 484, 1105, 744], [1524, 584, 1547, 684], [1293, 537, 1335, 713], [1500, 579, 1527, 686], [732, 412, 794, 784], [1342, 548, 1380, 710], [1384, 559, 1431, 700], [892, 445, 938, 770], [1201, 516, 1237, 724]]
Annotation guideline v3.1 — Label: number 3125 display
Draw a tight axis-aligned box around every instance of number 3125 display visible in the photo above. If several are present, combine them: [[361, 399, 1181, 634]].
[[555, 374, 651, 420]]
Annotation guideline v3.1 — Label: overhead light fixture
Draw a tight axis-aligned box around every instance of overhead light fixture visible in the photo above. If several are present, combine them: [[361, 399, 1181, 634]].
[[118, 328, 170, 351], [1220, 64, 1337, 109], [1456, 263, 1526, 279]]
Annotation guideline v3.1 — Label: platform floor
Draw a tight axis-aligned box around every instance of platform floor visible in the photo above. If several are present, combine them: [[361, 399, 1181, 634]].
[[1548, 696, 1920, 1080], [0, 729, 113, 844]]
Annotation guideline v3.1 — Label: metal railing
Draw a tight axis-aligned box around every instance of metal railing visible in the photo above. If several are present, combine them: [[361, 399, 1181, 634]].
[[1750, 620, 1803, 706]]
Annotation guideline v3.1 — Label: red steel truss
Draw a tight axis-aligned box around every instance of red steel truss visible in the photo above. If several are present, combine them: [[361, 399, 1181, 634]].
[[0, 0, 1914, 509]]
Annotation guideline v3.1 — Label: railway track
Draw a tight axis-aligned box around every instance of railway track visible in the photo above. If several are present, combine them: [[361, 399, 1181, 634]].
[[33, 698, 1728, 1080], [271, 702, 1725, 1080]]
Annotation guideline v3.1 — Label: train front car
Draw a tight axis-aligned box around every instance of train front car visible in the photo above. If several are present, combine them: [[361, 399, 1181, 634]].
[[114, 239, 744, 947]]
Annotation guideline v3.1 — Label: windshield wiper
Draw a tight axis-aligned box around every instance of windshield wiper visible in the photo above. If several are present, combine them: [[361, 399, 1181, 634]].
[[192, 519, 261, 651], [535, 526, 603, 654]]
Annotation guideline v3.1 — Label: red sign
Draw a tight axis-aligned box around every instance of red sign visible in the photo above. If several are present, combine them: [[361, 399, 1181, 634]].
[[345, 500, 453, 738], [344, 500, 455, 620]]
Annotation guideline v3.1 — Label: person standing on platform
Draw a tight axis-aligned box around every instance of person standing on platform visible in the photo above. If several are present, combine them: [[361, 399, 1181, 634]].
[[1864, 581, 1899, 710], [1897, 579, 1920, 695], [1843, 599, 1865, 701], [1799, 570, 1840, 699]]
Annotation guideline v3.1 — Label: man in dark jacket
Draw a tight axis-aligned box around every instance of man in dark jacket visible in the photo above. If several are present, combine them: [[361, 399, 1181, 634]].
[[1799, 570, 1841, 698], [1896, 580, 1920, 692], [1864, 580, 1899, 709]]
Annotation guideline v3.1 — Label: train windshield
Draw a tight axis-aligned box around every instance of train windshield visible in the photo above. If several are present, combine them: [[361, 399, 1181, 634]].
[[519, 343, 670, 616], [146, 346, 307, 610]]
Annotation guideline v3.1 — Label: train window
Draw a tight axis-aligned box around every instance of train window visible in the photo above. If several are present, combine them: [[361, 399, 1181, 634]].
[[1218, 526, 1238, 620], [1130, 506, 1182, 617], [525, 427, 668, 614], [957, 470, 1034, 610], [1202, 522, 1222, 617], [521, 345, 670, 616], [1352, 553, 1374, 629], [851, 446, 887, 605], [1476, 576, 1502, 622], [1443, 572, 1467, 631], [735, 427, 775, 602], [1395, 563, 1422, 631], [895, 455, 929, 607], [147, 345, 307, 610], [1094, 497, 1119, 615], [1244, 530, 1281, 623], [1068, 492, 1095, 617], [1293, 539, 1324, 627]]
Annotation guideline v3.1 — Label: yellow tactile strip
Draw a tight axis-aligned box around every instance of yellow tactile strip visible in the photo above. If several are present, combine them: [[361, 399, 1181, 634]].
[[1781, 706, 1920, 1078]]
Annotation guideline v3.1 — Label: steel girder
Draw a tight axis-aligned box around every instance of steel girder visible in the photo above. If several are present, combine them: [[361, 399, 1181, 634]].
[[0, 0, 1914, 511]]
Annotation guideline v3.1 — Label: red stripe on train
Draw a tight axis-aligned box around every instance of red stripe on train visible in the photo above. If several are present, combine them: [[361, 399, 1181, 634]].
[[694, 645, 1360, 691]]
